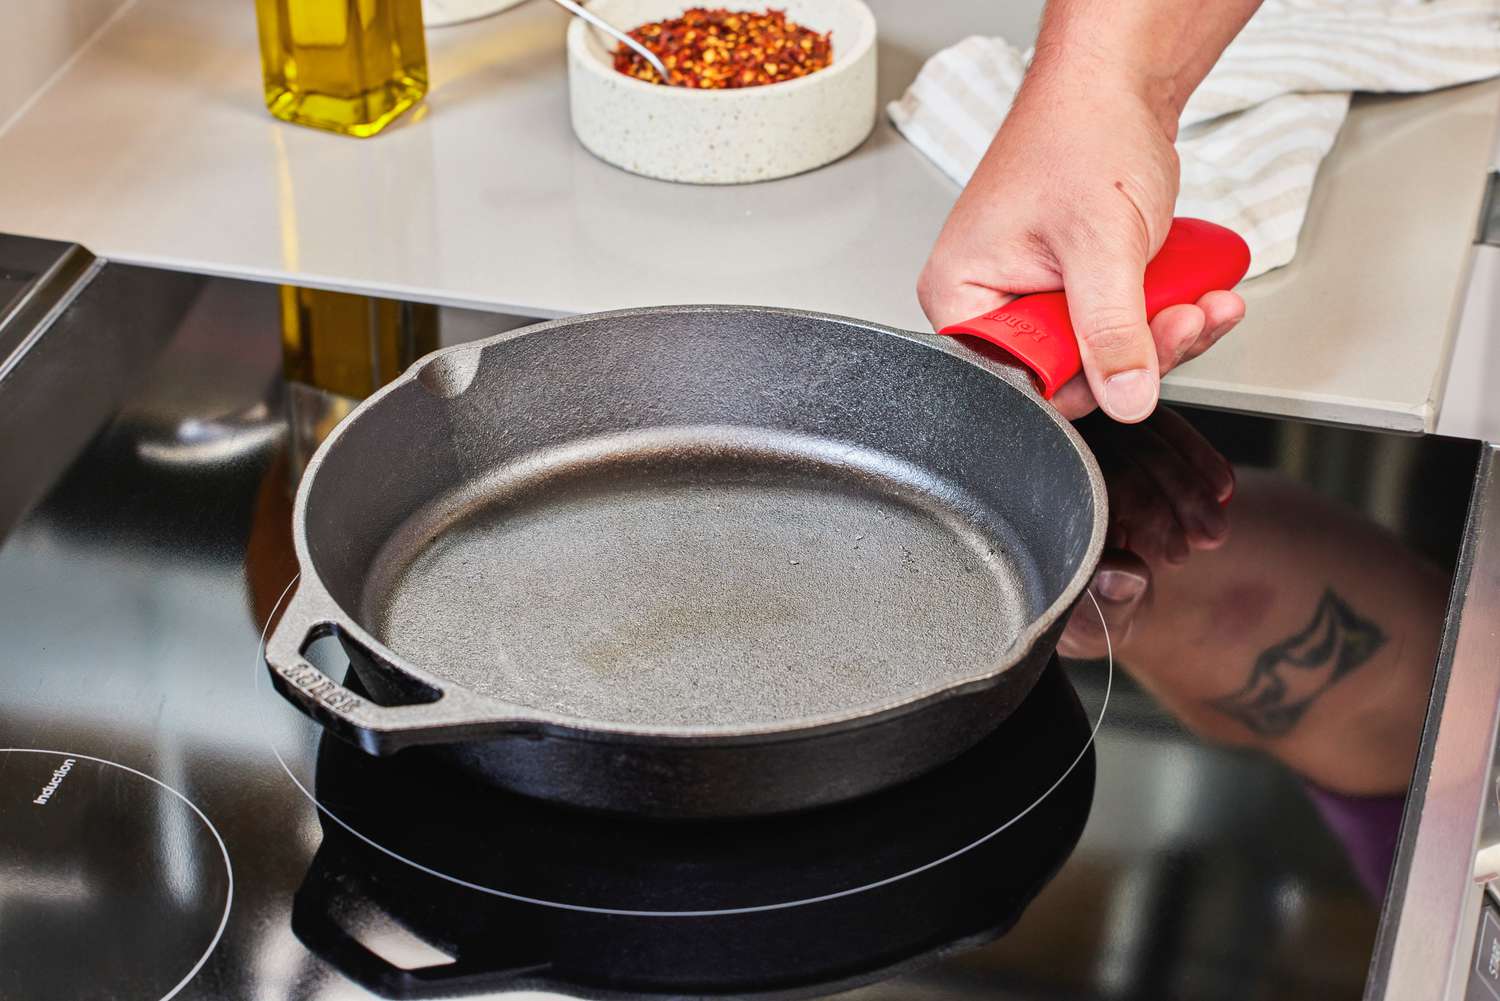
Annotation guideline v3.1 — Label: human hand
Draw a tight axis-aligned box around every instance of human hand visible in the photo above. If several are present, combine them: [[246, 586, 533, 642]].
[[917, 65, 1244, 422], [1057, 408, 1232, 659]]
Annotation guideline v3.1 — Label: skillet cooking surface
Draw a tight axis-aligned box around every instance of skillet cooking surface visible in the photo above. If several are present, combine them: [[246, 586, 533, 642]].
[[364, 431, 1033, 728]]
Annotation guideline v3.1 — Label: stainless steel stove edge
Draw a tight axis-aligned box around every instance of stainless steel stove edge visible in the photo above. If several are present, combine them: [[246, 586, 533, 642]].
[[1367, 445, 1500, 1001], [0, 234, 98, 382]]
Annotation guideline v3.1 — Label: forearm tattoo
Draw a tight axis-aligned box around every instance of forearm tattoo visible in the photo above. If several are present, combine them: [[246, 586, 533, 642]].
[[1207, 589, 1386, 737]]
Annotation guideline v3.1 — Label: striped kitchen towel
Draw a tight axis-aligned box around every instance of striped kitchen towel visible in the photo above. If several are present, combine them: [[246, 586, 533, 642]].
[[888, 0, 1500, 278]]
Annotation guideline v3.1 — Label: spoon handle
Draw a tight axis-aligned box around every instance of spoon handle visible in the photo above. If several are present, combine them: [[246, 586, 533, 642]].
[[549, 0, 674, 86]]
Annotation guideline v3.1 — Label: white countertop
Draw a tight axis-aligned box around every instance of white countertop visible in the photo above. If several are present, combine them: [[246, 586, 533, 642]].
[[0, 0, 1496, 435]]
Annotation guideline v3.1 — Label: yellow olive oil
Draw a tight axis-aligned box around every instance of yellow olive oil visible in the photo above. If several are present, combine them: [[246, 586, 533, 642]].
[[254, 0, 428, 138]]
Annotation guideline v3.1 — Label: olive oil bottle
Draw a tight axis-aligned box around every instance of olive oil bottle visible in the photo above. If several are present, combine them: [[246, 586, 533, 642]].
[[254, 0, 428, 138]]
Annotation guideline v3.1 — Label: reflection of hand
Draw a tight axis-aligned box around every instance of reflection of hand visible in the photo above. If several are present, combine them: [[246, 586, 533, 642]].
[[1057, 409, 1232, 659], [917, 68, 1244, 423], [1060, 467, 1445, 800], [1057, 549, 1152, 660]]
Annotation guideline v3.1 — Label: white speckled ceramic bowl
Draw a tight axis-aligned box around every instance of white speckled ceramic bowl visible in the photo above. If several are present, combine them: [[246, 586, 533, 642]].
[[566, 0, 877, 184]]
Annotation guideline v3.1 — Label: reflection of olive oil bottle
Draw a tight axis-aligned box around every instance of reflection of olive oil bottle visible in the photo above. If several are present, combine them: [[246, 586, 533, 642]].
[[280, 286, 440, 480], [280, 286, 440, 398], [254, 0, 428, 138]]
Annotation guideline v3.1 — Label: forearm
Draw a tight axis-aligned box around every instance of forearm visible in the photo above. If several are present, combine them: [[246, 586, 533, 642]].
[[1025, 0, 1263, 136], [1115, 471, 1446, 796]]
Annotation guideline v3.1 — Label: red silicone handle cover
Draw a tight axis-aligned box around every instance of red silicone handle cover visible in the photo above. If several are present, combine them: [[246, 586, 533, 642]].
[[937, 217, 1252, 398]]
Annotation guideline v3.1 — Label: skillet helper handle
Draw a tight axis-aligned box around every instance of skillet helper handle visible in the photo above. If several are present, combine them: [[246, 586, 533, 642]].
[[937, 217, 1252, 398], [264, 583, 465, 754], [292, 845, 551, 999]]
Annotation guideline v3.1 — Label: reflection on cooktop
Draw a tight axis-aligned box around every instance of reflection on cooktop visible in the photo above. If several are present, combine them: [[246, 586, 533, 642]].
[[290, 662, 1095, 998]]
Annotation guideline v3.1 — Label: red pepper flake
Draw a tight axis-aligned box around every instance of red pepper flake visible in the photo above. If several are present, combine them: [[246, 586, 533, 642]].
[[614, 8, 833, 89]]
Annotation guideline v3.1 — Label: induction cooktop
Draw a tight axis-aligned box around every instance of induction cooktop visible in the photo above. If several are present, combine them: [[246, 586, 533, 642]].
[[0, 248, 1479, 1000]]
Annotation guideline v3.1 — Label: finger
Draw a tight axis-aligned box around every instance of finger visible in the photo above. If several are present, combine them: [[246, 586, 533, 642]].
[[1057, 242, 1158, 423], [1058, 549, 1152, 659], [1149, 303, 1207, 374], [1078, 415, 1200, 566], [1174, 290, 1246, 366], [1165, 529, 1190, 564], [1107, 464, 1188, 567], [1198, 290, 1245, 336], [1131, 493, 1192, 564], [1125, 426, 1229, 549], [1051, 373, 1099, 420], [1148, 407, 1235, 503], [917, 267, 1016, 333]]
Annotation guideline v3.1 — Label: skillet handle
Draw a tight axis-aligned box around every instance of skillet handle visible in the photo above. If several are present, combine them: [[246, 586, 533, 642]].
[[293, 842, 551, 999], [937, 217, 1251, 398], [265, 583, 484, 754]]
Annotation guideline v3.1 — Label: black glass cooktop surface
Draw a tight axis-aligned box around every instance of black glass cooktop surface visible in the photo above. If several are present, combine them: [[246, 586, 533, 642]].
[[0, 264, 1479, 1000]]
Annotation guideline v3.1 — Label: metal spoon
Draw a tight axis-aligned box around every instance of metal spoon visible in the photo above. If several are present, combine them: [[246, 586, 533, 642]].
[[548, 0, 675, 85]]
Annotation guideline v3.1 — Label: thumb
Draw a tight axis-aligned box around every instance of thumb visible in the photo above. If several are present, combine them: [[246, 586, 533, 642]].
[[1058, 245, 1158, 423]]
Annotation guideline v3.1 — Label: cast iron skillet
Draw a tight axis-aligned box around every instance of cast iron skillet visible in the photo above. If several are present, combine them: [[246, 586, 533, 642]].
[[265, 218, 1247, 818]]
